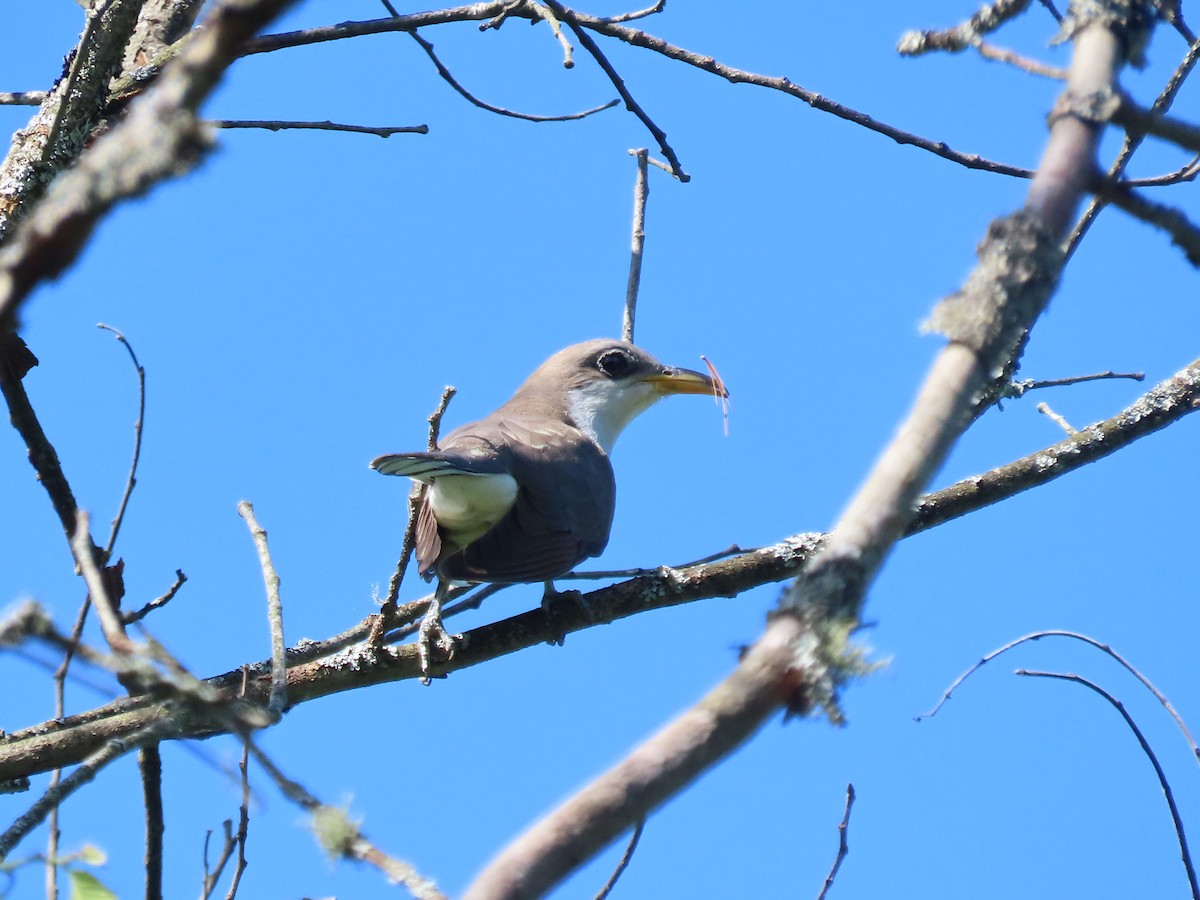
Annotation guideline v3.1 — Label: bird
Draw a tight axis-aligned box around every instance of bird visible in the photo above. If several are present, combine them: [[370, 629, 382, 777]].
[[371, 338, 726, 669]]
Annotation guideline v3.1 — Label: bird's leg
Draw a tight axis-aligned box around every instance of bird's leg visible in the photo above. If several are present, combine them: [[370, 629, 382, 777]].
[[417, 580, 460, 678]]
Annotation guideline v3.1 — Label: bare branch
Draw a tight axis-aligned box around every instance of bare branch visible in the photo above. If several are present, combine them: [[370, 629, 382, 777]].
[[0, 0, 307, 331], [237, 502, 287, 721], [1066, 27, 1200, 258], [527, 1, 576, 68], [123, 569, 189, 625], [381, 386, 456, 612], [213, 119, 429, 137], [594, 819, 644, 900], [816, 784, 856, 900], [224, 743, 251, 900], [622, 149, 649, 343], [1018, 670, 1199, 899], [1124, 153, 1200, 187], [974, 41, 1067, 78], [1004, 369, 1144, 397], [244, 9, 1036, 180], [898, 0, 1034, 55], [544, 0, 689, 180], [1035, 401, 1076, 435], [96, 324, 146, 558], [407, 29, 617, 122], [917, 631, 1200, 761], [245, 742, 446, 898], [595, 1, 664, 24], [201, 821, 236, 900]]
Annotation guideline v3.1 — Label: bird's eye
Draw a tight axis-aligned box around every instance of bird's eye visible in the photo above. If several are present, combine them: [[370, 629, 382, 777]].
[[597, 348, 633, 378]]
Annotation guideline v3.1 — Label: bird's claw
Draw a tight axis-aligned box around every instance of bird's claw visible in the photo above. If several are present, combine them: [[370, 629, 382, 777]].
[[416, 608, 460, 681]]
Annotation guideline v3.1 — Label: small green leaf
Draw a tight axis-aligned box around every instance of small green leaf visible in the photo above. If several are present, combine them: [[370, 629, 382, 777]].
[[67, 870, 117, 900]]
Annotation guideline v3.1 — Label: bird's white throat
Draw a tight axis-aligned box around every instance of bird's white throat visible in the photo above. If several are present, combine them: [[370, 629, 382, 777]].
[[566, 379, 661, 453]]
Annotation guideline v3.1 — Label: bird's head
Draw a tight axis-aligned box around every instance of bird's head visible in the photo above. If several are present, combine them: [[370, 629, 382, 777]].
[[512, 339, 727, 453]]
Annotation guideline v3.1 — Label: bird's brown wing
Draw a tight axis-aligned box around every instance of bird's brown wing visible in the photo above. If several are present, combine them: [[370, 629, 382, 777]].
[[437, 417, 615, 584]]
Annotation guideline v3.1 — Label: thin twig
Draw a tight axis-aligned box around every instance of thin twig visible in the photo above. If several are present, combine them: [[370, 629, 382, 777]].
[[1124, 153, 1200, 188], [1065, 29, 1200, 259], [408, 29, 617, 122], [244, 741, 446, 898], [622, 149, 649, 343], [213, 119, 428, 137], [201, 821, 236, 900], [224, 743, 251, 900], [594, 819, 644, 900], [975, 41, 1067, 78], [543, 0, 689, 181], [96, 324, 145, 558], [527, 1, 575, 67], [1004, 369, 1144, 397], [595, 0, 664, 24], [816, 784, 856, 900], [1036, 401, 1076, 435], [244, 9, 1035, 180], [237, 502, 287, 720], [915, 630, 1199, 760], [897, 0, 1034, 56], [1017, 670, 1200, 900], [123, 569, 188, 625], [380, 386, 457, 613]]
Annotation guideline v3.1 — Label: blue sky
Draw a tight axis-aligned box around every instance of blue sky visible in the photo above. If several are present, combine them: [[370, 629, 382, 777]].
[[3, 2, 1200, 898]]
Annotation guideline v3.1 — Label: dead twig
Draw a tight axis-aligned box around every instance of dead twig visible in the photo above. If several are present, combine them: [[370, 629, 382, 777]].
[[245, 742, 445, 898], [237, 502, 287, 720], [213, 119, 428, 137], [123, 569, 188, 625], [543, 0, 690, 181], [622, 149, 649, 343], [594, 819, 644, 900], [407, 28, 616, 122], [1018, 670, 1199, 899], [816, 784, 856, 900]]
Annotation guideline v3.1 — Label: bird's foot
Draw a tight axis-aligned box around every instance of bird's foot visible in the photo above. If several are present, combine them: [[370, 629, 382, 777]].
[[416, 602, 460, 683], [541, 581, 596, 646]]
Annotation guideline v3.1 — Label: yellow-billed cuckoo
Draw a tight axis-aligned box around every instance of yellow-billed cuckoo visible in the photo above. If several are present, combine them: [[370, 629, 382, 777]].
[[371, 338, 725, 666]]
